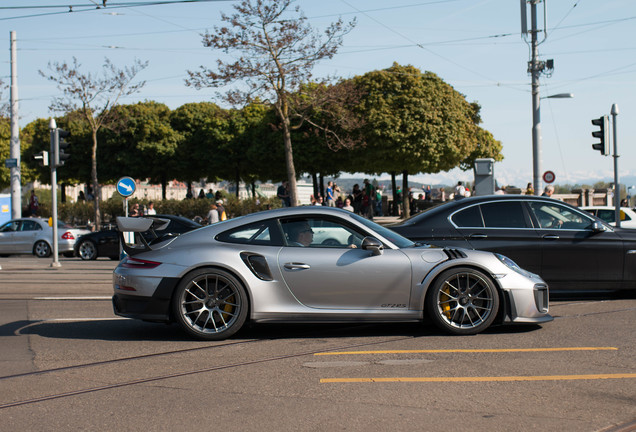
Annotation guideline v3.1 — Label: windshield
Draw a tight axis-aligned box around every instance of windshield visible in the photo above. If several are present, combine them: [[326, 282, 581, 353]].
[[350, 213, 415, 248]]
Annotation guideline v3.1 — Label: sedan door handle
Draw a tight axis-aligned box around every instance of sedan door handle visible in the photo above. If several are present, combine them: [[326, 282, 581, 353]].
[[469, 234, 487, 239], [284, 262, 311, 270], [542, 234, 560, 240]]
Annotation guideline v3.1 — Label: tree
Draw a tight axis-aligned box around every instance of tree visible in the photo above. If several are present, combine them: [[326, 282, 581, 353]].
[[101, 102, 181, 198], [0, 116, 11, 189], [353, 63, 502, 218], [171, 102, 232, 185], [40, 57, 148, 228], [186, 0, 355, 206]]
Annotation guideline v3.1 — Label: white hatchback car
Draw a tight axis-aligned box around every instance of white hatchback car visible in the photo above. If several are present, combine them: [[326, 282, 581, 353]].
[[581, 206, 636, 228], [0, 217, 91, 257]]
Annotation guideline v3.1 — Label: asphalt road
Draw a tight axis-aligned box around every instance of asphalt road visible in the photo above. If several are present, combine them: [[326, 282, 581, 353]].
[[0, 256, 635, 432]]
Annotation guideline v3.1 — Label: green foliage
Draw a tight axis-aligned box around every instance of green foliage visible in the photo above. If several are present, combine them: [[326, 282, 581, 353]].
[[0, 117, 10, 189], [352, 63, 502, 175]]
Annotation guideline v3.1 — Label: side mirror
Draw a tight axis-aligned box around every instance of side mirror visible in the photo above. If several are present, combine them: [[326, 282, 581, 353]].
[[590, 221, 606, 233], [361, 236, 383, 256]]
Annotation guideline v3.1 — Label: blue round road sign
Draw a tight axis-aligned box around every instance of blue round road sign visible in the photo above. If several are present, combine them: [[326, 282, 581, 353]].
[[117, 176, 136, 197]]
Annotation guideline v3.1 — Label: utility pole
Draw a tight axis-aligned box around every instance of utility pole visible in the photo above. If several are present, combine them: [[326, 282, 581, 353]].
[[10, 31, 21, 219], [522, 0, 553, 195]]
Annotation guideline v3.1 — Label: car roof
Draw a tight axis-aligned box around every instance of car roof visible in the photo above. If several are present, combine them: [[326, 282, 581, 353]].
[[395, 194, 585, 226]]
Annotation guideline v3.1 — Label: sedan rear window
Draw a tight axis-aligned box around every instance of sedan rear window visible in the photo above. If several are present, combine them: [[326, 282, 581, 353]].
[[481, 202, 528, 228]]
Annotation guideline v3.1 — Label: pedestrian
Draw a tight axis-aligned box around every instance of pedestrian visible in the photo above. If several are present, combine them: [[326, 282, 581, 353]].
[[342, 198, 354, 212], [352, 184, 362, 214], [277, 181, 290, 207], [542, 185, 554, 197], [206, 203, 219, 224], [130, 203, 141, 217], [363, 179, 375, 220], [216, 200, 227, 221], [28, 190, 39, 216], [146, 201, 157, 215], [454, 181, 466, 200], [525, 182, 534, 195], [326, 181, 336, 207]]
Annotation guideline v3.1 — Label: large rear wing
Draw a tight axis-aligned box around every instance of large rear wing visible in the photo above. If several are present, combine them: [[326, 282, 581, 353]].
[[117, 216, 170, 256]]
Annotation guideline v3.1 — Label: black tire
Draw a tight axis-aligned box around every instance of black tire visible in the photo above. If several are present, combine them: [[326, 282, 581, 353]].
[[33, 240, 51, 258], [425, 267, 499, 335], [77, 240, 98, 260], [172, 268, 248, 341]]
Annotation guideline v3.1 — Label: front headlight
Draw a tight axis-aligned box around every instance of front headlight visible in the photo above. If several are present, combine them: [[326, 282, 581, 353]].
[[495, 253, 536, 279]]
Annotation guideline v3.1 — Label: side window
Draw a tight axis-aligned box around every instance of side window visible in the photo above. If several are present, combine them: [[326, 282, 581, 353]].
[[596, 210, 615, 223], [216, 220, 282, 246], [1, 221, 20, 232], [21, 220, 40, 231], [480, 202, 528, 228], [280, 217, 364, 248], [451, 206, 483, 228], [529, 202, 594, 229]]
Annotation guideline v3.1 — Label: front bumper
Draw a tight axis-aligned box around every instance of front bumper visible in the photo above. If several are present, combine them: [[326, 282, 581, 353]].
[[502, 283, 553, 324]]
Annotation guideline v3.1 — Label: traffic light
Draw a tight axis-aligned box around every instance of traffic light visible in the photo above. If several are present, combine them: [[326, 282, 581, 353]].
[[34, 150, 49, 167], [54, 129, 71, 166], [591, 115, 609, 155]]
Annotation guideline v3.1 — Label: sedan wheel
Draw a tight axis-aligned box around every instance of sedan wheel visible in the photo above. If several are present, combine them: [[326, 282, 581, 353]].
[[173, 268, 248, 341], [77, 240, 98, 260], [426, 267, 499, 335], [33, 240, 51, 258]]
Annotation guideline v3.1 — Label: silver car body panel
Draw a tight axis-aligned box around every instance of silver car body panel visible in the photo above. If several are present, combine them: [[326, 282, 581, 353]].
[[113, 207, 551, 326]]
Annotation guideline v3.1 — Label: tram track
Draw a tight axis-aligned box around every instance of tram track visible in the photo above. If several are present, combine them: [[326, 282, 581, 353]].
[[0, 324, 415, 410]]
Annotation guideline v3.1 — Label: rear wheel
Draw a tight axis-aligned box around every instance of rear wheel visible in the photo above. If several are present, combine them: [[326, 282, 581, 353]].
[[426, 267, 499, 335], [77, 240, 98, 260], [172, 268, 248, 341], [33, 240, 51, 258]]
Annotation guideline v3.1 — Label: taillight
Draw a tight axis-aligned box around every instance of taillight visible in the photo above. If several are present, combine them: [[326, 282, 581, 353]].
[[61, 232, 75, 240], [120, 257, 161, 269]]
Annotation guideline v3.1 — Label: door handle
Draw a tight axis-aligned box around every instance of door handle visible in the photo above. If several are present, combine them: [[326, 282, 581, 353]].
[[542, 234, 559, 240], [469, 234, 487, 239], [284, 262, 310, 270]]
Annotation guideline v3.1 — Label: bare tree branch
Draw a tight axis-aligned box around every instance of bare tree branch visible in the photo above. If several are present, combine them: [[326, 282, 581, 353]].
[[39, 57, 148, 227], [186, 0, 355, 205]]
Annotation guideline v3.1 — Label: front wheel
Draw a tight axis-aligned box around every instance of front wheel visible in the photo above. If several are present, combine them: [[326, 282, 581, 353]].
[[426, 267, 499, 335], [172, 268, 248, 341], [33, 240, 51, 258]]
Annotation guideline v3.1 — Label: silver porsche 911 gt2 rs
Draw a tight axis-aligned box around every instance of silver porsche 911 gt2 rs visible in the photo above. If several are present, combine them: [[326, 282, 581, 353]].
[[112, 207, 552, 340]]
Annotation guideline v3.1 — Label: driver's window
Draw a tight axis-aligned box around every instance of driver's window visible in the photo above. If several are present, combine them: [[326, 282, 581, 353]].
[[529, 202, 593, 230], [280, 217, 363, 248], [1, 222, 19, 232]]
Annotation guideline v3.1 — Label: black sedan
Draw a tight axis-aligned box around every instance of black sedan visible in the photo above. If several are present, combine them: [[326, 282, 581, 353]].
[[390, 195, 636, 292], [74, 214, 201, 260]]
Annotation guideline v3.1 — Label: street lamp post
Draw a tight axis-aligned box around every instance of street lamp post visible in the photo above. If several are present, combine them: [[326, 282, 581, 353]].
[[532, 92, 574, 195]]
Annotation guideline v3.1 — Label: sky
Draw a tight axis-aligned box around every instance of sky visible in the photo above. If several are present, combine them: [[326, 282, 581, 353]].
[[3, 0, 636, 190]]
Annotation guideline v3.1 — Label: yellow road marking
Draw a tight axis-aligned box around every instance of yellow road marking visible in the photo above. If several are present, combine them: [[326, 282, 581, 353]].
[[314, 347, 618, 356], [321, 373, 636, 383]]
